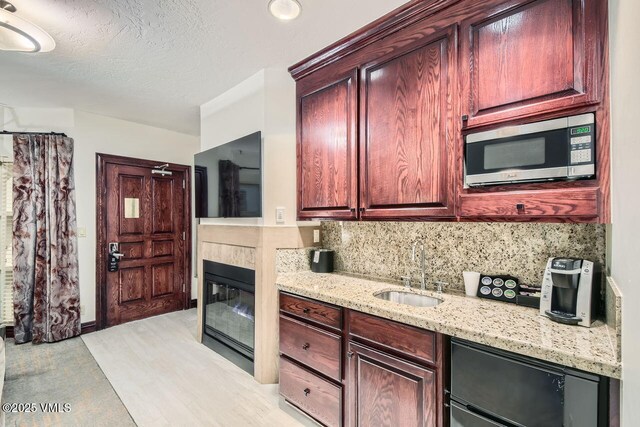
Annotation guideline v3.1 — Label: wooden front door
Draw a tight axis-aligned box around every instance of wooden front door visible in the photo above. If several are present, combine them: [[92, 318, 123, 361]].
[[96, 154, 191, 328]]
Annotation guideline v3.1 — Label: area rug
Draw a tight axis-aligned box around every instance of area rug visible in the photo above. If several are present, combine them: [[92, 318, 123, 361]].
[[2, 336, 136, 427]]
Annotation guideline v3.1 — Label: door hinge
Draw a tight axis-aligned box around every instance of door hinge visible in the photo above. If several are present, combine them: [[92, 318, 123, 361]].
[[182, 283, 186, 292], [182, 231, 186, 240], [182, 179, 185, 189]]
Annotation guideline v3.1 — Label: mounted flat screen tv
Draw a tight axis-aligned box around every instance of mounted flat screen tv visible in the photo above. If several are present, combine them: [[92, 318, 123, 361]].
[[194, 131, 262, 218]]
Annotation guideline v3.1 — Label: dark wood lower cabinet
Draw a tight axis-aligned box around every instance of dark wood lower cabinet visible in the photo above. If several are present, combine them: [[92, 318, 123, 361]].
[[279, 293, 446, 427], [279, 315, 342, 381], [280, 357, 343, 427], [347, 342, 437, 427]]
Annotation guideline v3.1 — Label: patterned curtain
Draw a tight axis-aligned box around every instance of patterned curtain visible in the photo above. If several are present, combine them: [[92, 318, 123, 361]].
[[12, 135, 80, 344]]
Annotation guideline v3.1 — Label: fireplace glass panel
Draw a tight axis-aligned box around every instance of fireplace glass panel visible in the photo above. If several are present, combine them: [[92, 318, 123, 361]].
[[206, 281, 255, 352], [202, 260, 255, 373]]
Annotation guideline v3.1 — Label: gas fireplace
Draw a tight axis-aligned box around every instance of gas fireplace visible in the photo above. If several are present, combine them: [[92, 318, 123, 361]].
[[203, 260, 255, 374]]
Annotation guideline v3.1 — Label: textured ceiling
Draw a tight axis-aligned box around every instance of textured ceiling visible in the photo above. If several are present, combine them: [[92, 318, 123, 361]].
[[0, 0, 408, 135]]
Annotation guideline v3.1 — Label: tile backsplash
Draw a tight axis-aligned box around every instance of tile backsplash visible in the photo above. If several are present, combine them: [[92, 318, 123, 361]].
[[321, 221, 606, 291]]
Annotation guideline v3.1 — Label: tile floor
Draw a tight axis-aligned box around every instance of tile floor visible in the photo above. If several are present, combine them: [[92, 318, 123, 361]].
[[82, 309, 309, 427]]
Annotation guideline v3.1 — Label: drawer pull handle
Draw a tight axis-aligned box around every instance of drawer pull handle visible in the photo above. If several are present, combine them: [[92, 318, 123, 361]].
[[302, 343, 310, 350], [303, 388, 311, 397], [347, 351, 354, 359], [302, 308, 310, 314]]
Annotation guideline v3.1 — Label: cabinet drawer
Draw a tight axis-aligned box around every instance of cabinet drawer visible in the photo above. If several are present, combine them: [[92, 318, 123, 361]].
[[280, 293, 342, 330], [279, 315, 342, 381], [280, 357, 342, 427], [459, 189, 599, 218], [348, 311, 436, 366]]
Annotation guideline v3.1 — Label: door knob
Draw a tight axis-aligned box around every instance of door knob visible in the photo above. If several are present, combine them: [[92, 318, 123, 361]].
[[302, 343, 310, 350], [303, 388, 311, 396]]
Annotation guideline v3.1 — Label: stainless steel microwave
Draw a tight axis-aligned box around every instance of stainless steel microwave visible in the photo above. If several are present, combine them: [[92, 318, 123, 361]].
[[464, 113, 595, 187]]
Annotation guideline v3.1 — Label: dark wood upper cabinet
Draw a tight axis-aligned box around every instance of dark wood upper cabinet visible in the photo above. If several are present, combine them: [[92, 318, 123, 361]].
[[359, 25, 457, 218], [289, 0, 609, 223], [297, 68, 358, 219], [460, 0, 599, 128]]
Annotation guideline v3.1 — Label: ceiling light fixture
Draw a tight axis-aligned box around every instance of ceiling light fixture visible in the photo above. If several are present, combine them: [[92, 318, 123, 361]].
[[268, 0, 301, 21], [0, 0, 55, 52]]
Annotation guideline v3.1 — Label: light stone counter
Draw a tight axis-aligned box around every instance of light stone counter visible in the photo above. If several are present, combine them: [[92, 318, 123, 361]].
[[276, 271, 621, 379]]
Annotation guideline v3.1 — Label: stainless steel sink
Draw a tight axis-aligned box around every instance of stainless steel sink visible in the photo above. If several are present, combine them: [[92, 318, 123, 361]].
[[374, 291, 443, 308]]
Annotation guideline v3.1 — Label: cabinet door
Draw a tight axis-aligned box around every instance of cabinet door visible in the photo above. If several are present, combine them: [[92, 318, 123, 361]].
[[347, 342, 437, 427], [297, 68, 358, 219], [359, 25, 456, 218], [460, 0, 599, 128]]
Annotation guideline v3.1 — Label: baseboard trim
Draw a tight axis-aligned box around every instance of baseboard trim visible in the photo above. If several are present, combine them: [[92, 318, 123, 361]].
[[190, 299, 197, 308], [81, 321, 97, 334], [3, 322, 96, 339]]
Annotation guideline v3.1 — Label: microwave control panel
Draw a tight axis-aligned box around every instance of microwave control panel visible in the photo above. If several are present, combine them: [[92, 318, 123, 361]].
[[568, 124, 595, 165]]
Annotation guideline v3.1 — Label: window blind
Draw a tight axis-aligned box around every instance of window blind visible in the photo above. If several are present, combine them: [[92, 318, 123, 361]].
[[0, 159, 13, 325]]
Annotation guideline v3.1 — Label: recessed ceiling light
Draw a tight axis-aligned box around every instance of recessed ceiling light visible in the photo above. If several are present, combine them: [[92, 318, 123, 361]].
[[268, 0, 301, 21], [0, 1, 55, 53]]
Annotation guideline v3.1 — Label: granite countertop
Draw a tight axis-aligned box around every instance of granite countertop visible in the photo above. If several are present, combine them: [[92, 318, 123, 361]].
[[276, 271, 621, 378]]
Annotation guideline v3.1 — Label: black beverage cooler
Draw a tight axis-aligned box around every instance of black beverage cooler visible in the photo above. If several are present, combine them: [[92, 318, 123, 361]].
[[450, 339, 609, 427]]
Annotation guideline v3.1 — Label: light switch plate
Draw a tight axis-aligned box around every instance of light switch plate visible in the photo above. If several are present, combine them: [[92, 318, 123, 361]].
[[77, 227, 87, 238], [276, 207, 285, 224], [313, 229, 320, 243]]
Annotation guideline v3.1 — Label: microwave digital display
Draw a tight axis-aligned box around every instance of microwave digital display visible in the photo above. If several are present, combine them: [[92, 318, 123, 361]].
[[571, 126, 592, 135], [483, 138, 546, 170]]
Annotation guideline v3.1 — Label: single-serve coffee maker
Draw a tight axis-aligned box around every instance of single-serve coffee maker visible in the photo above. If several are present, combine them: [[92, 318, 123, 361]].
[[540, 257, 599, 327]]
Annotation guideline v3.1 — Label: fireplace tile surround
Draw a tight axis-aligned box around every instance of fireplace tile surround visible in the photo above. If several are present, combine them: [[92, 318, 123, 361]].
[[196, 224, 318, 384]]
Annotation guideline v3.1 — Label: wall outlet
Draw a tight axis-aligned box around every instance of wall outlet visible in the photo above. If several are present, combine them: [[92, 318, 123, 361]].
[[77, 227, 87, 238], [313, 229, 320, 243], [276, 207, 285, 224]]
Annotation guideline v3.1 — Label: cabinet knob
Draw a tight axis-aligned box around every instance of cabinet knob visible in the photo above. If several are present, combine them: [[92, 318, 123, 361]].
[[303, 388, 311, 396], [347, 351, 354, 359], [302, 343, 310, 351], [350, 208, 356, 213], [302, 307, 310, 314], [516, 203, 525, 213], [461, 114, 469, 122]]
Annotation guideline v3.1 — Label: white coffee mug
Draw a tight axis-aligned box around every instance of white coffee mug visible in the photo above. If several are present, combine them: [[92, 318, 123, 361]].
[[463, 271, 481, 297]]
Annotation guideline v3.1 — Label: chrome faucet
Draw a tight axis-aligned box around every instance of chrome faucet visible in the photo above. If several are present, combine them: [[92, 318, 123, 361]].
[[433, 281, 448, 295], [400, 275, 412, 288], [412, 242, 426, 291]]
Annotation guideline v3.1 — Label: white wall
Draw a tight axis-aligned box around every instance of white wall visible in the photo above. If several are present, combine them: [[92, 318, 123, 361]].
[[609, 0, 640, 424], [199, 68, 297, 226], [262, 69, 298, 228], [2, 107, 200, 322]]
